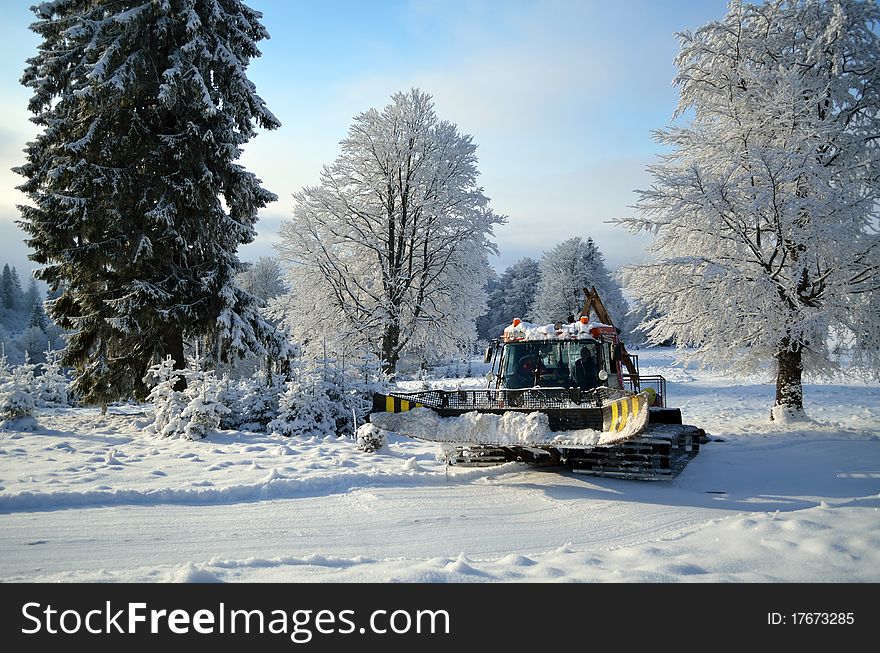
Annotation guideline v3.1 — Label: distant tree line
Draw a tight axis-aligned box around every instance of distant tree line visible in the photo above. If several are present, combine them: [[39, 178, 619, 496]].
[[0, 263, 65, 364], [476, 237, 639, 345]]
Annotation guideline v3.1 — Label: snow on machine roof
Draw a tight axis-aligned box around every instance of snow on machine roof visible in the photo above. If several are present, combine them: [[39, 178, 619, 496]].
[[502, 316, 615, 343]]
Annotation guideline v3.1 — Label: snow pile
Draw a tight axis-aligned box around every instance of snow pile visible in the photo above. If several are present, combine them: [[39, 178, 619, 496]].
[[371, 407, 604, 447], [770, 403, 811, 424]]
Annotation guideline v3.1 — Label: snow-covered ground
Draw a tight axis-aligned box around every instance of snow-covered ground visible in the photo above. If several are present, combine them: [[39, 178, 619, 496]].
[[1, 350, 878, 582]]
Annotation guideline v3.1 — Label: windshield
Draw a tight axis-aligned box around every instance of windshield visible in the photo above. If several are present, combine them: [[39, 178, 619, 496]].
[[501, 341, 599, 389]]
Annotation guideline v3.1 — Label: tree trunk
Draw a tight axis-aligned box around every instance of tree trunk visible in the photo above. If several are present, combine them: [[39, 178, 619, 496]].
[[381, 322, 401, 378], [772, 343, 804, 420], [164, 329, 187, 392]]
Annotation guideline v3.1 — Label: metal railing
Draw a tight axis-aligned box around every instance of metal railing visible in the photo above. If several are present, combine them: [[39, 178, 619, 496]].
[[388, 386, 632, 411]]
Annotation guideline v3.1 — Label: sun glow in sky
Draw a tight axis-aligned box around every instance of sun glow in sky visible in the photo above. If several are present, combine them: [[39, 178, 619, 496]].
[[0, 0, 729, 279]]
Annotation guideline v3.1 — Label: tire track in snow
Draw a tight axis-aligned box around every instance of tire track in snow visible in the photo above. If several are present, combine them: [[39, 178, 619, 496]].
[[0, 463, 521, 514]]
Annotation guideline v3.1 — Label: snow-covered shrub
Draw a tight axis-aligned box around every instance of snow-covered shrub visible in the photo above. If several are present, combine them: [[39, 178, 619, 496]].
[[0, 388, 35, 421], [181, 372, 230, 440], [0, 357, 38, 429], [355, 423, 387, 453]]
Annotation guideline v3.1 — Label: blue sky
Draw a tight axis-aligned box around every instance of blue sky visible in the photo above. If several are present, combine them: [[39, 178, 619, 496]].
[[0, 0, 730, 279]]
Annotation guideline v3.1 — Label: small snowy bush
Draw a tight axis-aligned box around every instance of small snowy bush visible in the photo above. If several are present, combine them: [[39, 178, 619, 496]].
[[0, 354, 38, 426], [355, 423, 387, 453], [0, 388, 35, 421]]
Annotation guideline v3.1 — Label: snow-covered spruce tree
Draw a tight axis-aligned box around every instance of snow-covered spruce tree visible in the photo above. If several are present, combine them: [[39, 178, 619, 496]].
[[180, 371, 230, 440], [15, 1, 287, 406], [270, 376, 338, 439], [215, 374, 245, 430], [479, 257, 541, 340], [144, 356, 188, 438], [0, 356, 38, 428], [27, 294, 49, 334], [35, 346, 69, 407], [274, 89, 505, 376], [1, 265, 24, 312], [616, 0, 880, 419], [530, 238, 630, 335], [237, 373, 284, 430], [21, 326, 50, 365], [0, 380, 36, 426]]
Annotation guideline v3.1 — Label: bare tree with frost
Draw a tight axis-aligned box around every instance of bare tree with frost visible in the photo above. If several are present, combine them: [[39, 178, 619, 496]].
[[237, 256, 286, 305], [275, 89, 505, 375], [15, 0, 288, 405], [617, 0, 880, 419]]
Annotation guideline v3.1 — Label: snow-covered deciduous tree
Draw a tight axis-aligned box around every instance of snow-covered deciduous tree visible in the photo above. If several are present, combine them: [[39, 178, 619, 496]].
[[275, 89, 505, 375], [617, 0, 880, 419], [530, 238, 630, 335], [237, 257, 286, 305], [15, 0, 287, 405]]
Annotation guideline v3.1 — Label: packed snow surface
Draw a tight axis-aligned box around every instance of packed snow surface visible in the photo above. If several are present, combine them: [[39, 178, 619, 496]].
[[1, 350, 878, 582]]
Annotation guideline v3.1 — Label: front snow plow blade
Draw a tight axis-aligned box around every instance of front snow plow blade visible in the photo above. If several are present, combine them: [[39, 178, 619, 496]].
[[373, 387, 649, 442], [599, 391, 650, 445], [373, 387, 647, 435], [368, 388, 702, 479]]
